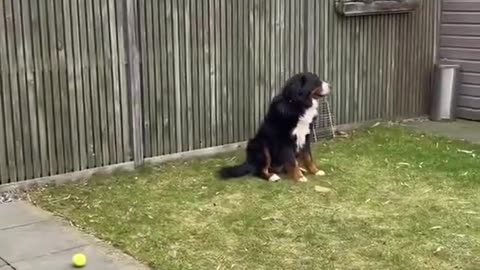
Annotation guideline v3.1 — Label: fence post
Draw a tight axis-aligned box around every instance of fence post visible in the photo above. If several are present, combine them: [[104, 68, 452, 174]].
[[125, 0, 144, 166]]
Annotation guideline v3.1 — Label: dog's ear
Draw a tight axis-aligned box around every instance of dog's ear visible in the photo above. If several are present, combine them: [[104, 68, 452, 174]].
[[282, 73, 307, 101], [281, 83, 295, 101], [300, 74, 308, 86]]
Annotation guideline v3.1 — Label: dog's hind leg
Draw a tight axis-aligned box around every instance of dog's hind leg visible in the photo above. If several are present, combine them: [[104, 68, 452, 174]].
[[258, 147, 281, 182], [280, 148, 307, 182]]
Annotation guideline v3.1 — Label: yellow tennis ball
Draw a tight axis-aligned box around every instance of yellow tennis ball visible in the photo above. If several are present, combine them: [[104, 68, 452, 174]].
[[72, 253, 87, 268]]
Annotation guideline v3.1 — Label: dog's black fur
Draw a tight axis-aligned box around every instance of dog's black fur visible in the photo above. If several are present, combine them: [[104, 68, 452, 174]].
[[219, 72, 331, 181]]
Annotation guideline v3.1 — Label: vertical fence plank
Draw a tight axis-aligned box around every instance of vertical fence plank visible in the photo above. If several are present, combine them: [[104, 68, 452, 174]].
[[266, 0, 272, 111], [242, 0, 248, 139], [252, 0, 259, 133], [38, 0, 56, 175], [95, 0, 109, 166], [160, 0, 172, 154], [379, 15, 388, 119], [145, 0, 155, 157], [101, 0, 116, 164], [177, 0, 185, 150], [0, 69, 6, 183], [368, 15, 375, 120], [79, 0, 95, 168], [262, 0, 268, 116], [220, 0, 228, 145], [272, 0, 280, 95], [116, 0, 131, 161], [208, 0, 217, 146], [165, 0, 177, 152], [0, 62, 6, 183], [247, 0, 255, 135], [184, 0, 194, 151], [176, 0, 187, 151], [367, 15, 374, 121], [190, 0, 199, 149], [214, 0, 222, 145], [231, 0, 238, 144], [225, 0, 232, 144], [13, 0, 33, 180], [137, 0, 148, 158], [108, 0, 122, 163], [154, 0, 164, 155], [197, 0, 206, 148], [13, 0, 32, 180], [62, 0, 80, 172], [125, 0, 143, 166], [202, 0, 212, 148], [0, 38, 6, 182], [5, 0, 25, 181], [55, 0, 72, 173], [46, 0, 64, 174], [70, 0, 87, 170], [0, 0, 15, 183], [86, 0, 101, 167], [237, 0, 243, 142], [21, 0, 41, 179], [31, 0, 48, 177]]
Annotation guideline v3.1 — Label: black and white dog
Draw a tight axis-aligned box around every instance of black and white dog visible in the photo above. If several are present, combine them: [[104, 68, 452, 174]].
[[219, 72, 331, 182]]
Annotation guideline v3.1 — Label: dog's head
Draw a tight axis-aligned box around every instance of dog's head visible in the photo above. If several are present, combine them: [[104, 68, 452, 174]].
[[282, 72, 331, 108]]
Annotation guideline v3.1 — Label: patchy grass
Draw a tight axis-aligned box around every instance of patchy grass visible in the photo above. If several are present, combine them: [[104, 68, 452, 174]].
[[30, 125, 480, 270]]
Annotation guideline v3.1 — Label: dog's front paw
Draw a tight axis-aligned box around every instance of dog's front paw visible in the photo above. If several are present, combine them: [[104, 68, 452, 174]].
[[268, 174, 281, 182], [298, 176, 308, 182], [315, 170, 326, 176]]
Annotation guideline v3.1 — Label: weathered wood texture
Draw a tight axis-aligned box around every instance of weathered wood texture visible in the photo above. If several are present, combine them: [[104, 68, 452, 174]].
[[0, 0, 440, 183], [0, 0, 131, 183], [138, 0, 306, 157], [125, 0, 143, 166], [307, 0, 440, 125]]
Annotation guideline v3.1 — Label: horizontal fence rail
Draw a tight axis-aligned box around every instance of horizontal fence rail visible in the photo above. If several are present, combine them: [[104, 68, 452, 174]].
[[0, 0, 440, 184]]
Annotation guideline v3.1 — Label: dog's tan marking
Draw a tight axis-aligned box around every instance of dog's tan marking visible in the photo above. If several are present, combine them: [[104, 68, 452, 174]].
[[286, 161, 306, 182], [299, 151, 323, 175]]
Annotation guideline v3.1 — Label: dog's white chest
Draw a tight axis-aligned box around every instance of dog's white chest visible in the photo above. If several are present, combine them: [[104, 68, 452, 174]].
[[292, 100, 318, 151]]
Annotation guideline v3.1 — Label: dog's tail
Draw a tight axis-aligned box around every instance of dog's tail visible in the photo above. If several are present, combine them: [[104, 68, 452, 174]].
[[219, 162, 255, 179]]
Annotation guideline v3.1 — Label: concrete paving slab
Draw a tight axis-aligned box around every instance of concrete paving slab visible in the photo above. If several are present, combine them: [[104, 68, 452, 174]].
[[404, 119, 480, 144], [12, 245, 142, 270], [0, 202, 48, 230], [0, 202, 149, 270], [0, 220, 88, 263]]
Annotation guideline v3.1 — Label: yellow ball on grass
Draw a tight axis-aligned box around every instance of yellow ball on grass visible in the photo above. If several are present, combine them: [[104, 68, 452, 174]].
[[72, 253, 87, 268]]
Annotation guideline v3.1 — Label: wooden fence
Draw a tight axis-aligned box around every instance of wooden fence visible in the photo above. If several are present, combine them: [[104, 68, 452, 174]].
[[0, 0, 440, 184]]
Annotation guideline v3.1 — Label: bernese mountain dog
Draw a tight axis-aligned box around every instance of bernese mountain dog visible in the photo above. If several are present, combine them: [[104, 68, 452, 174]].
[[219, 72, 331, 182]]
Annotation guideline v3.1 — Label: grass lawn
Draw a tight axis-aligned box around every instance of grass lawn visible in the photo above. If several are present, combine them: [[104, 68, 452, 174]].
[[30, 125, 480, 270]]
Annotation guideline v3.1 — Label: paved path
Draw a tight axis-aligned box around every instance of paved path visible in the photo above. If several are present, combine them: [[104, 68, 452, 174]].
[[403, 119, 480, 144], [0, 201, 149, 270]]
